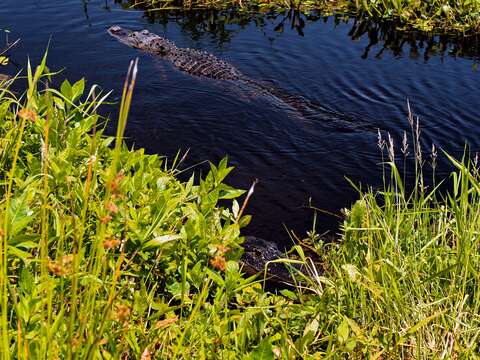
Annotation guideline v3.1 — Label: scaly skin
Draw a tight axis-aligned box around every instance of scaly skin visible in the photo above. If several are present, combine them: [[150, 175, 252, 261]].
[[241, 236, 299, 285], [107, 25, 320, 112], [240, 236, 322, 286], [108, 25, 244, 80]]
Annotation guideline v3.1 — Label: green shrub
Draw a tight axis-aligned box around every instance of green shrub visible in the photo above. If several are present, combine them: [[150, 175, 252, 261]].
[[0, 56, 261, 358]]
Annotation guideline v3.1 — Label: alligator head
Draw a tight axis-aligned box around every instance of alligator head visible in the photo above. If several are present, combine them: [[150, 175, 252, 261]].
[[108, 25, 175, 55]]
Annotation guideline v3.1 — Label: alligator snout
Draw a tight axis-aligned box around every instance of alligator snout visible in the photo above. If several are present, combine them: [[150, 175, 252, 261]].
[[108, 25, 140, 47], [109, 25, 122, 32]]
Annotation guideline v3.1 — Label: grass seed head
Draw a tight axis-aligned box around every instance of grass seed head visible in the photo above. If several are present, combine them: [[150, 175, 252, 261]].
[[387, 133, 395, 162], [377, 129, 385, 151], [402, 130, 409, 156]]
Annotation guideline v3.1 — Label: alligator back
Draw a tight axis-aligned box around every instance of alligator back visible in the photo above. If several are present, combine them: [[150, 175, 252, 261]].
[[170, 48, 244, 80]]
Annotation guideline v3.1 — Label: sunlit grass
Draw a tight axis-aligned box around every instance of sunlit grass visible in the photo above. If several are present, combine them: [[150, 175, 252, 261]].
[[292, 109, 480, 357]]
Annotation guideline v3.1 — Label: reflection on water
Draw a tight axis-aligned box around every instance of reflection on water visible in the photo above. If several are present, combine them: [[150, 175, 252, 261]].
[[114, 1, 480, 63], [349, 14, 480, 62]]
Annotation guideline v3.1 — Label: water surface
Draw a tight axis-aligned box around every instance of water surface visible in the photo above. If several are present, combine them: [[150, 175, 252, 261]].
[[2, 1, 479, 244]]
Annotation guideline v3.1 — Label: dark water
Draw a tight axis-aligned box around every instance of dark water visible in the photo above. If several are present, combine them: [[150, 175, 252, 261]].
[[2, 1, 479, 244]]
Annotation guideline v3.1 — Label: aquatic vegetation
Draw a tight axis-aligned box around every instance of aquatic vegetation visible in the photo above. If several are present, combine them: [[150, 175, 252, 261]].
[[1, 54, 480, 358], [119, 0, 480, 34], [348, 14, 480, 61]]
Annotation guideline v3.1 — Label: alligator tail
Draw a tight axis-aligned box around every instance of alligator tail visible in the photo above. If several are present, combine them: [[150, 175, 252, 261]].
[[241, 78, 375, 132]]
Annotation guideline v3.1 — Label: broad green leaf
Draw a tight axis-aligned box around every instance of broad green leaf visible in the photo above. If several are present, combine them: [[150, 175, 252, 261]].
[[144, 234, 182, 248], [72, 78, 85, 101], [60, 79, 73, 99], [248, 338, 274, 360], [337, 317, 349, 344]]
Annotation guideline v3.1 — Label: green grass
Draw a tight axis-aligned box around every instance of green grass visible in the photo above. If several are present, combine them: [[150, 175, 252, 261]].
[[0, 57, 254, 358], [120, 0, 480, 34], [1, 56, 480, 358]]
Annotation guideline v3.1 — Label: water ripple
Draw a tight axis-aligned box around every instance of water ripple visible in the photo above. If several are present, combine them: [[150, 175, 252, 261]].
[[2, 0, 480, 242]]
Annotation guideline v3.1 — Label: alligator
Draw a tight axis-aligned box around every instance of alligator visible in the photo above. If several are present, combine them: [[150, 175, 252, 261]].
[[108, 25, 373, 131], [240, 236, 321, 287]]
